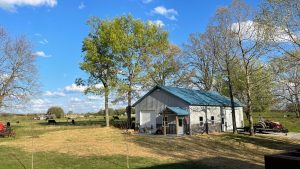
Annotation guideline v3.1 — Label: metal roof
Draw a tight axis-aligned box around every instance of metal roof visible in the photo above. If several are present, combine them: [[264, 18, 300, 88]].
[[132, 85, 245, 107], [165, 107, 189, 116]]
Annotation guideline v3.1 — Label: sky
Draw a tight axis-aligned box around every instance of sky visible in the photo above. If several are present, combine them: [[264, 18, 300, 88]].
[[0, 0, 260, 114]]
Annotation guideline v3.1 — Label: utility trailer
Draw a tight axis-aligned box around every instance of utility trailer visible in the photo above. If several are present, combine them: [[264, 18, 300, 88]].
[[239, 119, 288, 134], [254, 120, 288, 133]]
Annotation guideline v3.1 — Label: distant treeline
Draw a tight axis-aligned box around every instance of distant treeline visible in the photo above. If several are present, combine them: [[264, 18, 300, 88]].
[[85, 108, 135, 116]]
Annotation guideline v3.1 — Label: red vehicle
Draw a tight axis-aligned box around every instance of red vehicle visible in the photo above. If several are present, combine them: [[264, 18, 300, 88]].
[[0, 122, 16, 137], [254, 119, 288, 133], [0, 122, 5, 132]]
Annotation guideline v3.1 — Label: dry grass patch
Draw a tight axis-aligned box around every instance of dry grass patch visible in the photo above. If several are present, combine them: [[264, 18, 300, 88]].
[[0, 127, 167, 159], [131, 133, 300, 167], [1, 126, 300, 169]]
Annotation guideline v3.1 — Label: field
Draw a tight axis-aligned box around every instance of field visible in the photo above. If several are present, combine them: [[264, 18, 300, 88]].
[[0, 113, 299, 169]]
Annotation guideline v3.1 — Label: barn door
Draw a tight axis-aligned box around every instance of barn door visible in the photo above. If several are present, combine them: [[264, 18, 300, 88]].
[[140, 111, 156, 129], [225, 109, 233, 131]]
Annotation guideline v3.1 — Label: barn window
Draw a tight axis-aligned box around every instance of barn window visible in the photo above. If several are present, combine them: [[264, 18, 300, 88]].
[[179, 118, 183, 127], [163, 116, 168, 125], [211, 116, 215, 125], [199, 116, 204, 126]]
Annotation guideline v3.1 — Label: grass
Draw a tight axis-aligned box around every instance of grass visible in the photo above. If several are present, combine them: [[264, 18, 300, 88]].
[[245, 111, 300, 132], [0, 114, 299, 169], [0, 146, 167, 169]]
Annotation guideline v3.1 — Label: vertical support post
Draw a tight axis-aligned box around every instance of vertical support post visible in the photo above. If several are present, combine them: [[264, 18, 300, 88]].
[[176, 115, 179, 136], [163, 114, 166, 136], [205, 106, 209, 134]]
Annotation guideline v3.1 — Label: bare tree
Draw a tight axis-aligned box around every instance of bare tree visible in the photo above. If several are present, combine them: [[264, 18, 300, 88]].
[[208, 7, 239, 134], [228, 0, 270, 136], [272, 56, 300, 117], [258, 0, 300, 60], [183, 29, 218, 91], [147, 44, 182, 86], [0, 27, 38, 110]]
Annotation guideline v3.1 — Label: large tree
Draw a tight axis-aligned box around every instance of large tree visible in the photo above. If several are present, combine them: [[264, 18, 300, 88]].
[[77, 17, 117, 127], [0, 27, 37, 110], [226, 0, 270, 136], [258, 0, 300, 60], [183, 29, 218, 91], [271, 56, 300, 117], [147, 44, 183, 86], [208, 7, 240, 134], [105, 16, 169, 127]]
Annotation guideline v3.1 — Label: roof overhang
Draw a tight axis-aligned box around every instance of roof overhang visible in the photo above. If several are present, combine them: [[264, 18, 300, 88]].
[[160, 107, 189, 116]]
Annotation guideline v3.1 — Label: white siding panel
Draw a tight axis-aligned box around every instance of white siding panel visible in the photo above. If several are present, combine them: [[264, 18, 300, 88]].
[[189, 106, 206, 125], [135, 89, 189, 127]]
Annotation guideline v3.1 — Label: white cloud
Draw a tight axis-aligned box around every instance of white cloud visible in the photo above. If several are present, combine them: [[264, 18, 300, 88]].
[[148, 20, 164, 27], [0, 0, 57, 12], [87, 95, 101, 100], [31, 98, 51, 107], [44, 91, 66, 97], [152, 6, 178, 21], [78, 2, 85, 10], [64, 84, 87, 93], [39, 39, 48, 45], [142, 0, 152, 4], [33, 51, 51, 58], [34, 33, 42, 36], [70, 97, 81, 102], [231, 20, 294, 43]]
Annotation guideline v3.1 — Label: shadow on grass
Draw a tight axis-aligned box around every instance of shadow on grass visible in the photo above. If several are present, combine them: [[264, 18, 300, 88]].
[[131, 133, 300, 168], [138, 157, 263, 169], [224, 134, 300, 151]]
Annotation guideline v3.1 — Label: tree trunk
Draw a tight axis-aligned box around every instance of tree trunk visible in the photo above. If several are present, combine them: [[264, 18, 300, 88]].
[[246, 74, 255, 136], [227, 66, 237, 134], [295, 93, 300, 118], [104, 85, 109, 127], [127, 90, 132, 129]]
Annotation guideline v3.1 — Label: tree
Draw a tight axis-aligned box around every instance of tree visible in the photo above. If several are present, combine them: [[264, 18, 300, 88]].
[[208, 7, 240, 134], [183, 29, 218, 91], [147, 44, 183, 86], [0, 27, 38, 109], [76, 17, 117, 127], [104, 15, 169, 127], [258, 0, 300, 60], [47, 106, 65, 119], [225, 0, 270, 136], [222, 59, 274, 112], [271, 56, 300, 117]]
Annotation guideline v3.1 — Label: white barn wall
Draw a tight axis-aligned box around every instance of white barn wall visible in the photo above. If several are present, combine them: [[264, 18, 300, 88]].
[[135, 89, 189, 129], [223, 107, 244, 131], [189, 106, 222, 133]]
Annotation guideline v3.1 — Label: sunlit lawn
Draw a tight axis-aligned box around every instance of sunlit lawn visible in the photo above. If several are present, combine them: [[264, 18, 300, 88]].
[[0, 115, 299, 169]]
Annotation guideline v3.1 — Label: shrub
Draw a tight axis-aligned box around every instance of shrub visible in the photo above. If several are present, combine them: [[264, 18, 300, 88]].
[[47, 106, 65, 119]]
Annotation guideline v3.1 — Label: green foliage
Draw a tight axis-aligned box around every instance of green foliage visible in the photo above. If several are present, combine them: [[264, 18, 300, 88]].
[[47, 106, 65, 119], [78, 16, 118, 93], [218, 60, 275, 112], [147, 44, 183, 86], [103, 15, 169, 98]]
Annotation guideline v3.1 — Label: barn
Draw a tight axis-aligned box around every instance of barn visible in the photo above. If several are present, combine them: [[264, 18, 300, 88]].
[[133, 86, 244, 135]]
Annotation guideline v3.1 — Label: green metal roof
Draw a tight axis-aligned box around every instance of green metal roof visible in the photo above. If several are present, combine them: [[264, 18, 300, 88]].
[[166, 107, 189, 116], [132, 86, 245, 107]]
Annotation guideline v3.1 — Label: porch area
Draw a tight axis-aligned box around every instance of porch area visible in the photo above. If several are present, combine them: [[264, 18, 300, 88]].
[[160, 107, 190, 136]]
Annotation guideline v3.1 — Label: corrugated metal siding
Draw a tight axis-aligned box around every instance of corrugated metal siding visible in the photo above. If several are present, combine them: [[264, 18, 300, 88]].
[[135, 89, 189, 126]]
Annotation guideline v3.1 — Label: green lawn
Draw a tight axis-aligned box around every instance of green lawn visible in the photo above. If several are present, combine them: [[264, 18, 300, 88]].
[[0, 146, 170, 169], [245, 111, 300, 132], [0, 114, 299, 169]]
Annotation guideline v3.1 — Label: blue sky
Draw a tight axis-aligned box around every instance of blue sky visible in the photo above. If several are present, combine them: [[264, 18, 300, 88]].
[[0, 0, 259, 114]]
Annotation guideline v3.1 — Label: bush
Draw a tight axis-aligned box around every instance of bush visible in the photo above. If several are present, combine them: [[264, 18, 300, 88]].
[[47, 106, 65, 119]]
